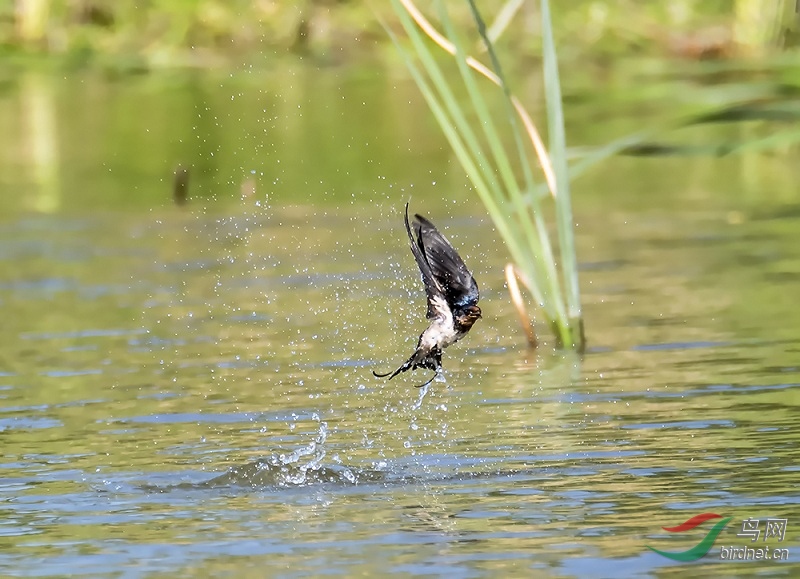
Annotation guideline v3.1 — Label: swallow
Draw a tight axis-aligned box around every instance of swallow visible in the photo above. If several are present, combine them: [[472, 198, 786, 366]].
[[373, 203, 481, 387]]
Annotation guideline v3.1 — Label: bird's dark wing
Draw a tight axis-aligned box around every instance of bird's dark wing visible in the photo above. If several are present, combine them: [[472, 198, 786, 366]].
[[404, 204, 448, 320], [413, 213, 479, 311]]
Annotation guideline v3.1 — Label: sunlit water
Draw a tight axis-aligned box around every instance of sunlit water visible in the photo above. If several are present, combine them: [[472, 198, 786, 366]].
[[1, 64, 799, 578]]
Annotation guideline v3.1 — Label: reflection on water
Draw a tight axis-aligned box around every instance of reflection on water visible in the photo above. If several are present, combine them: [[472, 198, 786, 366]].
[[20, 74, 60, 213], [0, 64, 799, 577]]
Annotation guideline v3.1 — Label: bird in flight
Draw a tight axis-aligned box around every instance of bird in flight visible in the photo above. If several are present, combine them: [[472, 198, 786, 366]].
[[373, 203, 481, 388]]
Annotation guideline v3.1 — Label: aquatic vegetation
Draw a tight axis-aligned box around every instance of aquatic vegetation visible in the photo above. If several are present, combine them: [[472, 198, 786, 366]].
[[388, 0, 585, 350]]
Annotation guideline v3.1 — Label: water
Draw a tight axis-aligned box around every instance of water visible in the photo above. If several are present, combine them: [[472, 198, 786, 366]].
[[0, 62, 798, 577]]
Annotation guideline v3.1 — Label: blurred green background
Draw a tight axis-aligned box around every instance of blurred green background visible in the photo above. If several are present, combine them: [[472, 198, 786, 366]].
[[4, 0, 799, 71]]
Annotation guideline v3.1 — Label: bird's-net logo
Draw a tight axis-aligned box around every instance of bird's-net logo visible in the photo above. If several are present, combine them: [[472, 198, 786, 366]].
[[647, 513, 790, 562]]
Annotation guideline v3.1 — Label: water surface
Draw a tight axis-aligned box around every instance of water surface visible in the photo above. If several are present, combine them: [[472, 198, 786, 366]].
[[0, 62, 798, 578]]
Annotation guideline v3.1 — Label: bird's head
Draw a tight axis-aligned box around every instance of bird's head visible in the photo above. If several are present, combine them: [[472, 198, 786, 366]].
[[456, 305, 482, 331]]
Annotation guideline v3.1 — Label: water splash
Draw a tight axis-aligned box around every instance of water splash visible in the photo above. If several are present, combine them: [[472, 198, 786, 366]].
[[411, 383, 430, 410], [275, 419, 329, 484], [191, 420, 383, 489]]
